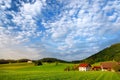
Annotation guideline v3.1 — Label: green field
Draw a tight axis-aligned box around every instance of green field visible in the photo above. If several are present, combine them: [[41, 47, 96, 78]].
[[0, 63, 120, 80]]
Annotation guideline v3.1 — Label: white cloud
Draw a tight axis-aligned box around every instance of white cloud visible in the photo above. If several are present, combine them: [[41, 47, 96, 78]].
[[41, 0, 120, 60], [20, 0, 46, 16], [0, 46, 41, 60], [0, 0, 11, 10], [1, 0, 120, 60], [0, 0, 46, 59]]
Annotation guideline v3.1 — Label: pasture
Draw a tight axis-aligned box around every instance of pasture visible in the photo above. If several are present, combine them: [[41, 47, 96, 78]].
[[0, 63, 120, 80]]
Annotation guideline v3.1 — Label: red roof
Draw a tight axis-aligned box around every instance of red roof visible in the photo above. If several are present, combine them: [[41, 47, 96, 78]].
[[79, 63, 91, 67]]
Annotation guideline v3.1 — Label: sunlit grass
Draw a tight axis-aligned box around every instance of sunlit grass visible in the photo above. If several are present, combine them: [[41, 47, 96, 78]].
[[0, 63, 120, 80]]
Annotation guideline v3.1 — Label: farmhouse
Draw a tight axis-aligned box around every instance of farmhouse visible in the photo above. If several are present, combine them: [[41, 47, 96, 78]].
[[78, 63, 91, 71], [100, 62, 118, 72], [27, 60, 32, 63]]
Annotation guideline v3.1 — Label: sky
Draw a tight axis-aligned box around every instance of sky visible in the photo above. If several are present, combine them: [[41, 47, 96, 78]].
[[0, 0, 120, 60]]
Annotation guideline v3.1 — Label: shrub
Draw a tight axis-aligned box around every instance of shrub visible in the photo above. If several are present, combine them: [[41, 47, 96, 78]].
[[113, 65, 120, 72], [71, 65, 79, 71], [0, 59, 9, 64], [55, 61, 59, 66], [17, 59, 30, 63], [64, 66, 71, 71], [34, 60, 42, 66]]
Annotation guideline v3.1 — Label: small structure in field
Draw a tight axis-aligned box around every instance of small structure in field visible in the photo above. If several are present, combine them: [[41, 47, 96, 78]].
[[92, 66, 101, 71], [27, 60, 32, 63], [100, 62, 118, 72], [78, 63, 91, 71]]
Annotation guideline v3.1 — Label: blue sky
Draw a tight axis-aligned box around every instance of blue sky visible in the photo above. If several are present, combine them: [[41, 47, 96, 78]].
[[0, 0, 120, 60]]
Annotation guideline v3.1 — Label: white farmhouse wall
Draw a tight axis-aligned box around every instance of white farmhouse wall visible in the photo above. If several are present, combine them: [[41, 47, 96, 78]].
[[79, 67, 86, 71], [27, 61, 32, 63], [79, 67, 91, 71]]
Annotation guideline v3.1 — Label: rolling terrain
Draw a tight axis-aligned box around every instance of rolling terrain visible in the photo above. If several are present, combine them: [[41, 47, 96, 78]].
[[0, 43, 120, 80], [0, 62, 120, 80]]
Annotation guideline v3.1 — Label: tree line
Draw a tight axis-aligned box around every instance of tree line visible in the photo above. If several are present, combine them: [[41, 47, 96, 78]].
[[0, 58, 70, 64]]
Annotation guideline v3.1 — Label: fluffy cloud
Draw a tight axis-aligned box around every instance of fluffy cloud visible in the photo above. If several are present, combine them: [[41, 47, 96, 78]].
[[1, 0, 120, 60], [0, 0, 11, 10], [0, 0, 46, 59], [42, 0, 120, 60], [0, 46, 40, 59]]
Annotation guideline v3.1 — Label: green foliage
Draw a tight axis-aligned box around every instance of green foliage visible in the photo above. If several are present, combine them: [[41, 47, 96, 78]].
[[34, 60, 42, 66], [17, 59, 31, 63], [40, 57, 69, 63], [55, 61, 59, 66], [64, 66, 71, 71], [0, 59, 9, 64], [0, 59, 17, 64], [113, 65, 120, 72], [64, 65, 79, 71]]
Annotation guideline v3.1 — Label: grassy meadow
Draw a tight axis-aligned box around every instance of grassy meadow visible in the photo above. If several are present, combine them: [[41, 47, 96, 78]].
[[0, 62, 120, 80]]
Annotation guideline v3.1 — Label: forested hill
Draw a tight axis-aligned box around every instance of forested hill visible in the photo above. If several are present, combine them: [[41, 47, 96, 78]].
[[80, 43, 120, 64], [39, 58, 70, 63]]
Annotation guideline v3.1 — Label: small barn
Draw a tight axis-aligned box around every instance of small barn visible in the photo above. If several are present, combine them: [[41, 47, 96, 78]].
[[100, 62, 118, 72], [27, 60, 32, 63], [78, 63, 91, 71]]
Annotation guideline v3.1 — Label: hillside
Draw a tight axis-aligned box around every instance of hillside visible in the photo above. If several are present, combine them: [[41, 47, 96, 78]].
[[39, 57, 70, 63], [80, 43, 120, 64]]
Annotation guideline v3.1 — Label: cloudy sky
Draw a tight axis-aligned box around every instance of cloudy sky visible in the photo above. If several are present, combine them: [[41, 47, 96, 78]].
[[0, 0, 120, 60]]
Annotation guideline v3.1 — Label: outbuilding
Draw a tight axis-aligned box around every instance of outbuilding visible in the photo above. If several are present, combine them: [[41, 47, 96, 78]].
[[78, 63, 91, 71], [100, 62, 118, 72]]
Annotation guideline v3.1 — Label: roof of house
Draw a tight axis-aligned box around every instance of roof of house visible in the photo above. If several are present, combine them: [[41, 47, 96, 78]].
[[79, 63, 91, 67], [100, 62, 118, 69]]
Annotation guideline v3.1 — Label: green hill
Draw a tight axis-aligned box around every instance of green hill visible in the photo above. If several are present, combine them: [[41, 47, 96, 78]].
[[81, 43, 120, 64], [39, 57, 70, 63]]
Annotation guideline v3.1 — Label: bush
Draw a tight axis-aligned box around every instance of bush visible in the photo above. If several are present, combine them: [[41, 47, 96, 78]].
[[55, 61, 59, 66], [17, 59, 30, 63], [0, 59, 9, 64], [64, 66, 71, 71], [34, 60, 42, 66], [71, 65, 79, 71], [113, 65, 120, 72]]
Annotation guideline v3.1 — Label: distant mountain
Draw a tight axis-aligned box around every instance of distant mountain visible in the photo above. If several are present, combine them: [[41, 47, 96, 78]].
[[79, 43, 120, 64], [39, 57, 70, 63]]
